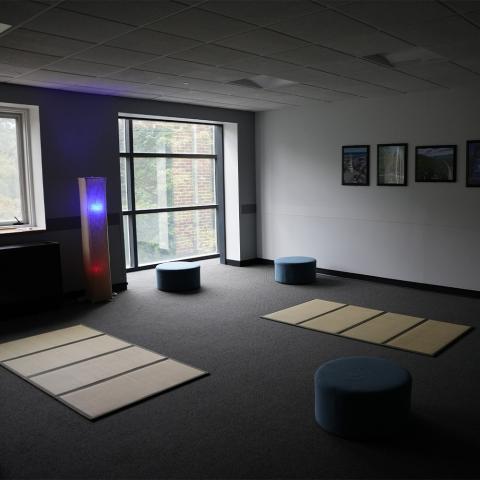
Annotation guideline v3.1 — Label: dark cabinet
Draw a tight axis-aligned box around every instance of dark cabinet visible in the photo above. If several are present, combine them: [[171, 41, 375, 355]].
[[0, 242, 63, 317]]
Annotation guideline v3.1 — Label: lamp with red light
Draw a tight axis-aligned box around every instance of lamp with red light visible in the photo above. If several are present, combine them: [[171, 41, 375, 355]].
[[78, 177, 112, 302]]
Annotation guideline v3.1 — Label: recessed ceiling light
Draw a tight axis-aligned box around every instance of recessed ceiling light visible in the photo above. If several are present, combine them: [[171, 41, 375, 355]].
[[0, 23, 12, 34], [385, 47, 445, 65], [364, 48, 445, 68], [228, 75, 297, 90]]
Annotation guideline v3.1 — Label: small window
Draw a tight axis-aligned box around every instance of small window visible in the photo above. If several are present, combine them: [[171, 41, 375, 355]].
[[0, 103, 45, 233]]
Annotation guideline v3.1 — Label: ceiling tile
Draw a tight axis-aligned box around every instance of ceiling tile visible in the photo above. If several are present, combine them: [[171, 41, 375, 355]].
[[270, 45, 352, 68], [46, 58, 122, 76], [277, 67, 365, 89], [0, 46, 59, 68], [396, 16, 480, 48], [335, 0, 454, 29], [456, 57, 480, 73], [60, 0, 186, 26], [136, 57, 198, 75], [150, 73, 198, 88], [320, 31, 410, 57], [424, 39, 480, 61], [125, 84, 168, 95], [321, 0, 355, 6], [271, 83, 355, 101], [397, 60, 480, 87], [106, 68, 161, 83], [16, 70, 148, 93], [223, 55, 298, 75], [107, 29, 200, 55], [78, 77, 144, 91], [336, 83, 401, 98], [178, 65, 247, 82], [468, 10, 480, 24], [234, 88, 303, 104], [0, 1, 49, 27], [270, 10, 375, 43], [0, 63, 33, 77], [444, 1, 480, 13], [23, 9, 133, 42], [170, 44, 251, 65], [74, 46, 156, 67], [149, 9, 253, 42], [321, 58, 440, 92], [156, 76, 235, 94], [216, 29, 309, 55], [200, 1, 324, 26], [16, 69, 94, 85], [0, 29, 93, 57], [275, 68, 399, 97]]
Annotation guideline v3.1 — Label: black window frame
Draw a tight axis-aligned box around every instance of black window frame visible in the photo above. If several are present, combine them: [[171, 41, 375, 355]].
[[119, 116, 225, 272]]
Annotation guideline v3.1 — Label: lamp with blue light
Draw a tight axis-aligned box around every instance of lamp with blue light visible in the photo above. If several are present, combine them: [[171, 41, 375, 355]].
[[78, 176, 112, 302]]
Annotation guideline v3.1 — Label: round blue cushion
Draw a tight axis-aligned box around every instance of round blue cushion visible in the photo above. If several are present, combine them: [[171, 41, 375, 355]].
[[155, 261, 200, 292], [274, 256, 316, 284], [314, 356, 412, 439]]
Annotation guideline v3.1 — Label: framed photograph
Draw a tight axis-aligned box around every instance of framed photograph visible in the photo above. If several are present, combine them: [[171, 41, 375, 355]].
[[415, 145, 457, 182], [467, 140, 480, 187], [377, 143, 408, 186], [342, 145, 369, 185]]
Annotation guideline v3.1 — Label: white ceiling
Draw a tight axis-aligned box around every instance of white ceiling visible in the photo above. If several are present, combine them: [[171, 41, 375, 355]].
[[0, 0, 480, 111]]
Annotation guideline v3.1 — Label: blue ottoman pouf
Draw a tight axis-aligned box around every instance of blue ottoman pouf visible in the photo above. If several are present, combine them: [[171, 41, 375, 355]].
[[314, 356, 412, 439], [274, 256, 316, 284], [155, 261, 200, 292]]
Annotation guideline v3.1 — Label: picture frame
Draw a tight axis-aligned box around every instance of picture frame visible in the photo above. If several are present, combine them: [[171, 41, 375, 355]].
[[342, 145, 370, 186], [377, 143, 408, 186], [466, 140, 480, 187], [415, 145, 457, 182]]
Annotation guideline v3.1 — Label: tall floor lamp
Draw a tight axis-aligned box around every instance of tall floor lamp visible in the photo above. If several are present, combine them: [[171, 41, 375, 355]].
[[78, 177, 112, 302]]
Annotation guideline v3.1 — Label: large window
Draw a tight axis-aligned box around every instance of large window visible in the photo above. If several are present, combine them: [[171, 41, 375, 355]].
[[119, 117, 223, 269], [0, 103, 45, 232]]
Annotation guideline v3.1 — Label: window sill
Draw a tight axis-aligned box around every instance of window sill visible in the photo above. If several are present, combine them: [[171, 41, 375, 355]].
[[0, 226, 46, 235]]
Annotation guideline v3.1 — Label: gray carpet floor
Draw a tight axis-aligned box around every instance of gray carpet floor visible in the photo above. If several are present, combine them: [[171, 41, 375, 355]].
[[0, 259, 479, 479]]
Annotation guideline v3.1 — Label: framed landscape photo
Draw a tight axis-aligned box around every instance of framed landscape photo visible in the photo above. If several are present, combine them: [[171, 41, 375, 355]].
[[342, 145, 369, 185], [467, 140, 480, 187], [377, 143, 408, 186], [415, 145, 457, 182]]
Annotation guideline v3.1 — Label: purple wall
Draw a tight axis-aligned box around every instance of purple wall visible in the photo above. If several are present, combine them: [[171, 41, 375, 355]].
[[0, 83, 255, 292]]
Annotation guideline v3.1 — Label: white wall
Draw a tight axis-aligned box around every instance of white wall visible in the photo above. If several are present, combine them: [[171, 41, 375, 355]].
[[224, 123, 241, 261], [256, 89, 480, 291]]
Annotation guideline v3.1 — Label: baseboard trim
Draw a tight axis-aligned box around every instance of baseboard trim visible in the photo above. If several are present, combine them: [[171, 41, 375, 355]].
[[64, 282, 128, 300], [258, 258, 480, 298], [225, 258, 259, 267], [112, 282, 128, 293]]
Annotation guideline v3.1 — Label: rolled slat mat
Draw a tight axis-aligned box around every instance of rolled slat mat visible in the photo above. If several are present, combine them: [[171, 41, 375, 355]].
[[60, 359, 207, 419], [0, 325, 208, 419], [261, 300, 472, 356], [301, 305, 383, 333], [261, 299, 345, 325], [4, 335, 130, 377], [386, 319, 472, 356], [31, 346, 165, 395], [341, 312, 425, 344], [0, 325, 101, 361]]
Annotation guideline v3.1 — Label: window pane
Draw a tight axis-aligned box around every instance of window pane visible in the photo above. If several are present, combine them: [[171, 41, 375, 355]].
[[120, 157, 129, 211], [122, 215, 132, 268], [118, 118, 127, 153], [132, 120, 214, 154], [134, 157, 215, 210], [0, 117, 23, 223], [136, 209, 217, 265]]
